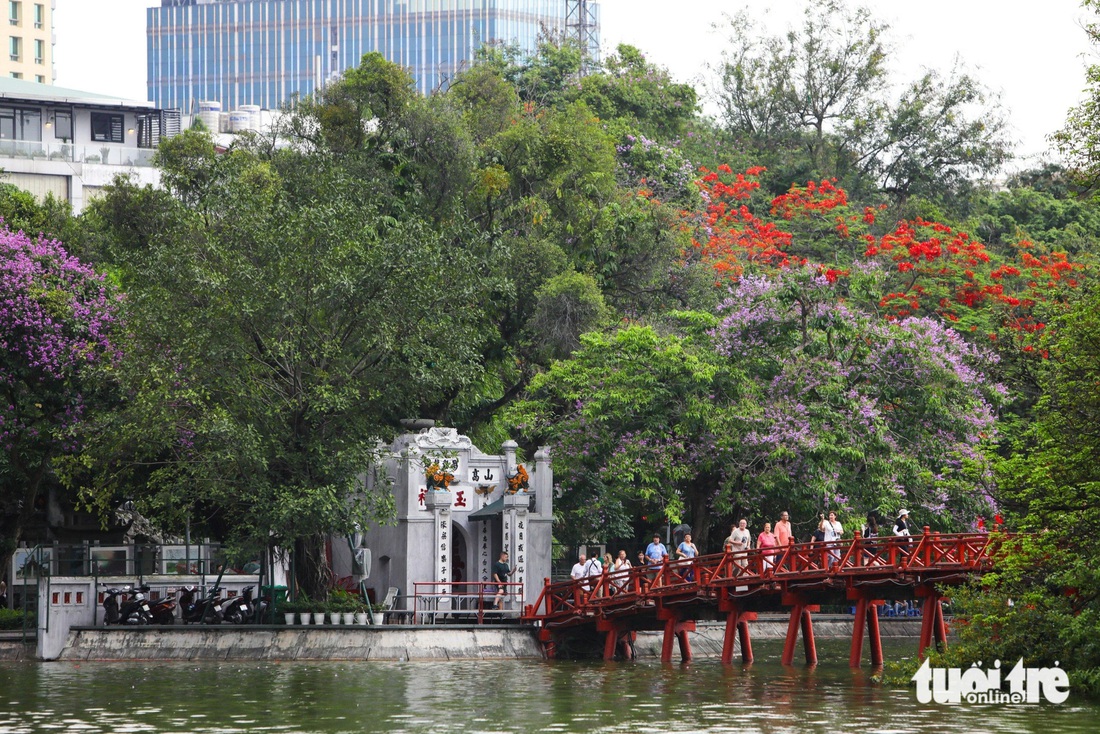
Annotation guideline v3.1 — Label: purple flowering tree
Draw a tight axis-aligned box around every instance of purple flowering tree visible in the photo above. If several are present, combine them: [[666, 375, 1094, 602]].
[[0, 227, 119, 573], [712, 267, 1003, 528], [512, 266, 1002, 551]]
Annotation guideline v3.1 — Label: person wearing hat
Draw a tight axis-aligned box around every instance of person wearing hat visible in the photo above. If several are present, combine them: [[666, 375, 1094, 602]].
[[893, 509, 912, 537]]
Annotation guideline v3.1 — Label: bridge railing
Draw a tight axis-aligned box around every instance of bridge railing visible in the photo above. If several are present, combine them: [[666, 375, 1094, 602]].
[[524, 531, 1006, 623]]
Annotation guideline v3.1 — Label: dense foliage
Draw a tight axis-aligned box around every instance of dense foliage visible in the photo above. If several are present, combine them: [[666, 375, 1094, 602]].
[[3, 3, 1100, 685]]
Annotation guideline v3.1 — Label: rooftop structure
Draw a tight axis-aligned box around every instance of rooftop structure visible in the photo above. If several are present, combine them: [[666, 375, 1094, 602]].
[[147, 0, 600, 111], [0, 76, 179, 213]]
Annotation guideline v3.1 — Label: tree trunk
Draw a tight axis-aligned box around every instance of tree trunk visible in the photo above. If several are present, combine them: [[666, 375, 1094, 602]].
[[293, 533, 334, 601]]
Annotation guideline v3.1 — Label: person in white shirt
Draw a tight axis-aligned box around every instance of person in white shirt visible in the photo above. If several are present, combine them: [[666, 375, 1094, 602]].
[[612, 550, 632, 591], [571, 554, 586, 583], [725, 519, 752, 569], [822, 511, 843, 568], [582, 553, 602, 593]]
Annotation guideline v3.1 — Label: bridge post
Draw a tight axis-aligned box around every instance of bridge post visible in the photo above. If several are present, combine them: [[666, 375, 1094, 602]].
[[537, 627, 556, 659], [738, 615, 754, 663], [847, 589, 884, 668], [800, 608, 818, 665], [597, 618, 634, 661], [657, 604, 695, 663], [781, 592, 819, 665], [718, 596, 756, 664], [916, 584, 947, 659]]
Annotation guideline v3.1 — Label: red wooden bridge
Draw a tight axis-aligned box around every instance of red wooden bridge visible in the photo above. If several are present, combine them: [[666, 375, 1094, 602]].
[[522, 530, 1003, 667]]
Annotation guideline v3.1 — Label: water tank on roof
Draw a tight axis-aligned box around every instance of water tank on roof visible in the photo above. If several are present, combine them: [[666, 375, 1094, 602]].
[[228, 111, 252, 132], [197, 100, 221, 133], [238, 104, 262, 131]]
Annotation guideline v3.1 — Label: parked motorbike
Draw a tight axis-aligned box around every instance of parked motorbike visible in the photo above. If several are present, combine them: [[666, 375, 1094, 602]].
[[178, 585, 226, 624], [220, 585, 261, 624], [102, 584, 153, 625], [148, 590, 177, 625]]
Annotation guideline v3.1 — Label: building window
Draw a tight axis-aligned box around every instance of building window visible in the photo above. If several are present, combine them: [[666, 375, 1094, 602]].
[[33, 37, 40, 62], [90, 112, 124, 143], [8, 1, 19, 26], [52, 109, 70, 139], [33, 2, 41, 29], [34, 73, 42, 83], [8, 71, 20, 79], [0, 106, 41, 141], [9, 34, 19, 61]]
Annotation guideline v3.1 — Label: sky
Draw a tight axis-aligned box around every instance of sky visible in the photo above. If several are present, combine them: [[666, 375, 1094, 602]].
[[54, 0, 1098, 166]]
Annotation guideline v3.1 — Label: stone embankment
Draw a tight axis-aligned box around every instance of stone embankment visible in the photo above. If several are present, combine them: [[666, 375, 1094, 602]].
[[50, 614, 926, 661], [0, 631, 35, 660]]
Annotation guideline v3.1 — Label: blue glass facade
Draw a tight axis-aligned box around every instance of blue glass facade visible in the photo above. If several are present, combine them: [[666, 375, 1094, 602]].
[[147, 0, 600, 111]]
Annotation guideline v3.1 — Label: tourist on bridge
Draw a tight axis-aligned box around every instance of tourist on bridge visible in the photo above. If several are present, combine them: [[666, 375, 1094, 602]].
[[676, 533, 699, 581], [582, 553, 603, 593], [862, 515, 880, 564], [893, 509, 912, 537], [757, 522, 778, 570], [612, 550, 632, 591], [645, 534, 668, 585], [775, 511, 794, 547], [571, 554, 587, 583], [725, 519, 752, 569], [893, 509, 914, 556], [822, 512, 843, 568]]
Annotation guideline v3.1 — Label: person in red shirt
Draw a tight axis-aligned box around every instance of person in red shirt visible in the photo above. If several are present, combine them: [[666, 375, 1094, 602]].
[[775, 511, 794, 547]]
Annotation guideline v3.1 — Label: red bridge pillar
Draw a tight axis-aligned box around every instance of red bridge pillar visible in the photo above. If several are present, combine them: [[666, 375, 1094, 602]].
[[847, 589, 884, 668], [596, 618, 636, 661], [781, 593, 819, 665], [718, 596, 757, 664], [917, 584, 948, 659], [657, 604, 696, 663]]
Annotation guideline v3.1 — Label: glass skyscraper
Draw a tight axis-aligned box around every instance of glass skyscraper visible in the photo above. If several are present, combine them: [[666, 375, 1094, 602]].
[[147, 0, 600, 112]]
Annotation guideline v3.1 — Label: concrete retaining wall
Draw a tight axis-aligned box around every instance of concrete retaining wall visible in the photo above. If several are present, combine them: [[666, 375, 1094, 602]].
[[0, 632, 35, 660], [51, 615, 927, 662], [57, 625, 544, 662]]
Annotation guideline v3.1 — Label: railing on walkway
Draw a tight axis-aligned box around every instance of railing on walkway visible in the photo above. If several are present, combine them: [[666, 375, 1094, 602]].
[[526, 530, 1003, 625], [411, 581, 525, 625]]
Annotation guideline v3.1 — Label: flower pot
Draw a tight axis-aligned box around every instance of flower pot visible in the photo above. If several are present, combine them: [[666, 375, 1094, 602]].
[[284, 613, 296, 625], [299, 612, 312, 625], [354, 612, 368, 625], [329, 612, 342, 625], [312, 612, 326, 625], [342, 612, 355, 625], [370, 611, 384, 626]]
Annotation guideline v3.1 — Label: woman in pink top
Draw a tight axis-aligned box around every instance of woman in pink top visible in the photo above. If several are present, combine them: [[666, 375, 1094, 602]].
[[775, 511, 793, 547], [757, 522, 778, 570]]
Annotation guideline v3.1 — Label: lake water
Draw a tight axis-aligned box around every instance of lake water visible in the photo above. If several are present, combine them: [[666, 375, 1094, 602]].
[[0, 639, 1096, 733]]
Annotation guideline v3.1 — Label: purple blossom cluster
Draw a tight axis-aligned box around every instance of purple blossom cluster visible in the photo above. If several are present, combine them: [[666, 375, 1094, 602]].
[[0, 225, 120, 452], [712, 267, 1001, 518]]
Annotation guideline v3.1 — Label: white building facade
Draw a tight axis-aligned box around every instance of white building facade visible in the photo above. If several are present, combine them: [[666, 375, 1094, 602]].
[[358, 425, 553, 614]]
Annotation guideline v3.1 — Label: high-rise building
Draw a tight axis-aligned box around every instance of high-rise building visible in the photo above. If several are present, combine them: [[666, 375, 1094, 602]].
[[147, 0, 600, 112], [2, 0, 54, 84]]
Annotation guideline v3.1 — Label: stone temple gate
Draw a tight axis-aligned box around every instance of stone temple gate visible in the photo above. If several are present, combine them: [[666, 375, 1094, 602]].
[[357, 426, 552, 611]]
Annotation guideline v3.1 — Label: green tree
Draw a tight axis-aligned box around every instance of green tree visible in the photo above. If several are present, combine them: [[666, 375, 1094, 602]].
[[713, 0, 1010, 203], [75, 134, 484, 598]]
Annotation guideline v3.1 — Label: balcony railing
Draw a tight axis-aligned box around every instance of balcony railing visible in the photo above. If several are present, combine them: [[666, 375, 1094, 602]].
[[0, 139, 157, 166]]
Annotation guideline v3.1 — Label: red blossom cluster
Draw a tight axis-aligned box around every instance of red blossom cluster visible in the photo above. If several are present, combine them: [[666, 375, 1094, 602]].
[[678, 165, 1089, 355]]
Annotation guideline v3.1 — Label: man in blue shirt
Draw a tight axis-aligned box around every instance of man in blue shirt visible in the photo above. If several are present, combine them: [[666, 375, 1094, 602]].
[[645, 534, 668, 589]]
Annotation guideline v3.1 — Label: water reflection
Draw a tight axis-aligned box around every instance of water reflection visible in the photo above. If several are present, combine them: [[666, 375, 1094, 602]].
[[0, 640, 1095, 733]]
